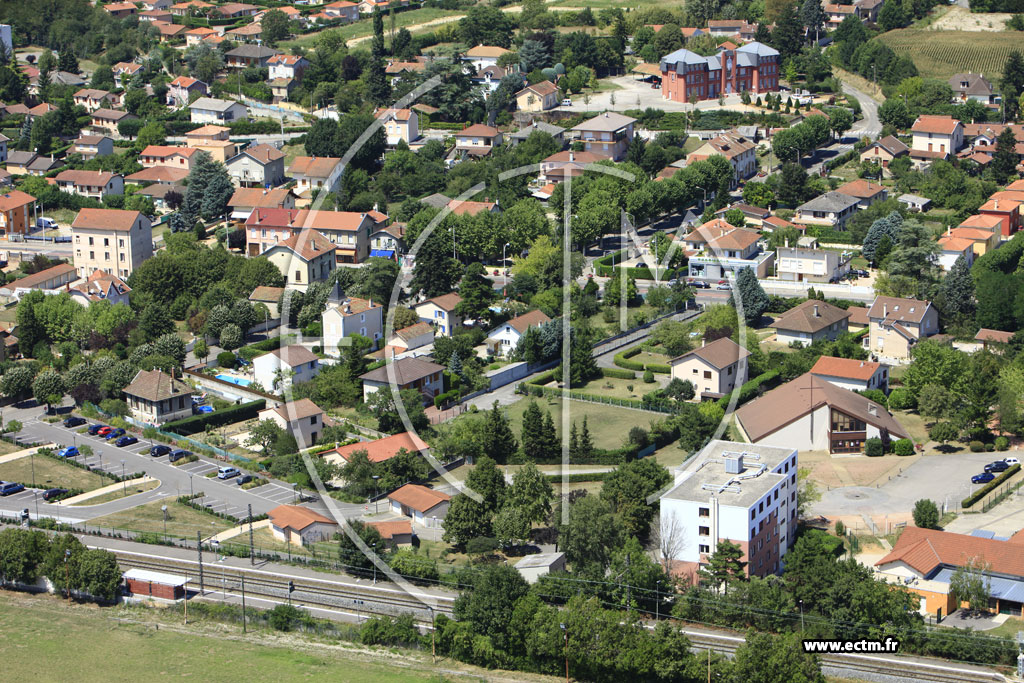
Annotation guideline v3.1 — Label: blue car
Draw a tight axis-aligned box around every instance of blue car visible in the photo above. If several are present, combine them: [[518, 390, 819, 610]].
[[57, 446, 79, 458], [0, 481, 25, 496], [104, 428, 126, 440], [115, 435, 138, 447], [87, 424, 107, 435], [972, 472, 995, 484]]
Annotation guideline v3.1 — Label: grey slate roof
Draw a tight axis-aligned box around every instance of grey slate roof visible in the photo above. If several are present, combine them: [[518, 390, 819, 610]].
[[797, 191, 860, 213], [511, 121, 565, 140], [226, 44, 280, 59]]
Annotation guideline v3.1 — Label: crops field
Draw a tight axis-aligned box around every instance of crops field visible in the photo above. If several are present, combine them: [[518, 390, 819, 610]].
[[876, 29, 1021, 80]]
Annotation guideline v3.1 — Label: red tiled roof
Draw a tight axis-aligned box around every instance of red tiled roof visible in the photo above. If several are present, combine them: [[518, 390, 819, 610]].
[[387, 484, 450, 513], [911, 115, 960, 135], [974, 328, 1014, 344], [810, 356, 881, 381], [72, 208, 142, 232], [269, 504, 336, 531], [367, 519, 412, 540], [876, 526, 1024, 578], [331, 432, 429, 464]]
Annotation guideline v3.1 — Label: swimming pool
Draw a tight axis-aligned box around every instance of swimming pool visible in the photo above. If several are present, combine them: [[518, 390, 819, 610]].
[[215, 374, 252, 387]]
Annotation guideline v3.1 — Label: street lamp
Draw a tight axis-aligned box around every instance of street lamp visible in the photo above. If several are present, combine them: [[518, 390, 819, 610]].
[[293, 482, 298, 503], [799, 599, 805, 631], [655, 579, 661, 620], [560, 622, 568, 683], [189, 473, 194, 498], [371, 542, 377, 584], [371, 475, 379, 514], [121, 460, 126, 495], [162, 505, 168, 536], [502, 242, 511, 297]]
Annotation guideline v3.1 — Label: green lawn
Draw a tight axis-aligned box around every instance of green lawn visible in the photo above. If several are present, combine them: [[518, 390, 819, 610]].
[[281, 142, 305, 167], [70, 480, 160, 506], [0, 306, 16, 323], [87, 499, 233, 539], [573, 375, 660, 400], [633, 350, 672, 366], [497, 395, 661, 451], [0, 455, 107, 492], [986, 616, 1024, 639], [279, 8, 461, 49], [680, 136, 703, 155], [0, 594, 491, 683]]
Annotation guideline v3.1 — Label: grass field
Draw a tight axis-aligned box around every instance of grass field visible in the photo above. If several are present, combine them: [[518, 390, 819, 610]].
[[499, 395, 661, 450], [88, 499, 233, 538], [0, 455, 106, 492], [70, 479, 160, 506], [279, 8, 461, 49], [0, 593, 536, 683], [876, 29, 1022, 80]]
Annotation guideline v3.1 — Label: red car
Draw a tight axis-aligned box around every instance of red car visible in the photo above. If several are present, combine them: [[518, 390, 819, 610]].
[[96, 426, 113, 437]]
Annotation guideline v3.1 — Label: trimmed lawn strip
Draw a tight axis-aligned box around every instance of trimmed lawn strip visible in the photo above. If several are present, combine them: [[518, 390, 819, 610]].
[[87, 498, 233, 538]]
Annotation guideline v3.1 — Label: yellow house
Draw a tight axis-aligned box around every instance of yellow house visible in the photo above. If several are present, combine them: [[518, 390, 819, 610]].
[[515, 80, 559, 112]]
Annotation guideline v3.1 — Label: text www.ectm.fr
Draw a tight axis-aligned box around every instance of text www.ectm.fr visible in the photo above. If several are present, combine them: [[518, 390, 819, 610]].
[[802, 638, 901, 654]]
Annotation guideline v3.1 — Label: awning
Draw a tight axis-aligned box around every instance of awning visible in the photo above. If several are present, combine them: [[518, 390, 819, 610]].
[[370, 249, 395, 258], [336, 249, 356, 257]]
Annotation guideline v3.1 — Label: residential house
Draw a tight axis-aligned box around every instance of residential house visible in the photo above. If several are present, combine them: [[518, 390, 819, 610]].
[[936, 233, 975, 272], [189, 97, 248, 124], [185, 27, 221, 46], [325, 431, 429, 468], [910, 115, 964, 164], [140, 0, 173, 9], [569, 112, 637, 161], [463, 45, 510, 71], [246, 208, 373, 263], [486, 310, 552, 356], [137, 183, 186, 210], [856, 0, 883, 21], [706, 19, 758, 36], [835, 179, 888, 209], [140, 8, 174, 22], [538, 150, 610, 182], [515, 553, 567, 584], [288, 156, 344, 196], [978, 196, 1021, 237], [225, 144, 286, 188], [684, 221, 774, 279], [414, 293, 463, 336], [168, 76, 208, 106], [153, 21, 188, 42], [736, 372, 910, 453], [139, 145, 201, 171], [71, 208, 153, 279], [897, 193, 931, 213], [454, 124, 503, 157], [113, 62, 143, 86], [68, 270, 132, 307], [769, 300, 851, 345], [359, 357, 444, 403], [387, 484, 450, 527], [225, 23, 263, 43], [228, 186, 296, 221], [686, 130, 757, 185], [370, 223, 406, 260], [0, 263, 76, 300], [713, 203, 771, 227], [268, 54, 309, 82], [378, 108, 419, 146], [5, 151, 37, 175], [257, 399, 324, 449], [515, 80, 559, 112], [122, 369, 193, 425], [323, 0, 360, 22], [71, 134, 114, 160], [55, 170, 124, 200], [659, 42, 779, 103], [949, 73, 995, 104], [249, 285, 284, 319], [367, 520, 414, 548], [125, 166, 190, 186], [810, 356, 888, 393], [322, 284, 385, 352], [170, 0, 212, 15], [859, 135, 909, 175], [183, 123, 237, 162], [253, 345, 320, 392], [225, 44, 280, 69], [268, 505, 338, 547], [669, 337, 750, 400], [975, 328, 1015, 351], [0, 190, 36, 237], [775, 243, 851, 283], [658, 440, 797, 582], [823, 3, 856, 29], [73, 88, 118, 112], [866, 296, 939, 363], [794, 191, 860, 229], [214, 2, 259, 18], [949, 220, 1002, 255], [509, 120, 565, 146], [91, 108, 136, 135], [262, 228, 337, 291], [388, 322, 434, 353], [104, 2, 138, 18]]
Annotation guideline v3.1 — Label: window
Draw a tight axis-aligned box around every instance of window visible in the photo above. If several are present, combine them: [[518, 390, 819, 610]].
[[830, 409, 866, 433], [119, 239, 124, 248], [104, 238, 109, 247], [699, 507, 710, 517], [750, 510, 755, 520], [120, 254, 125, 262], [758, 501, 764, 513], [699, 544, 710, 554], [309, 415, 317, 425], [89, 236, 94, 246], [295, 270, 301, 282], [699, 526, 710, 536], [104, 252, 109, 261], [704, 371, 712, 379]]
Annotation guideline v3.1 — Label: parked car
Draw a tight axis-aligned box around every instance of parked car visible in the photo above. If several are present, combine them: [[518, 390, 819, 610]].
[[104, 428, 125, 440], [561, 98, 572, 106], [42, 488, 68, 501], [236, 474, 253, 486], [63, 416, 86, 428], [716, 282, 732, 290], [56, 446, 79, 458], [90, 425, 110, 436], [985, 461, 1010, 473], [168, 449, 191, 463], [1004, 457, 1020, 466], [115, 435, 138, 447], [972, 472, 995, 484], [217, 466, 241, 480], [854, 269, 869, 277], [150, 445, 172, 457], [36, 217, 58, 230], [0, 481, 25, 496], [688, 279, 710, 289]]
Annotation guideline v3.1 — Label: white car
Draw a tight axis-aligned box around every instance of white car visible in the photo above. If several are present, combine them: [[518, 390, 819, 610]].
[[561, 98, 572, 106], [217, 466, 241, 480], [1004, 457, 1020, 466]]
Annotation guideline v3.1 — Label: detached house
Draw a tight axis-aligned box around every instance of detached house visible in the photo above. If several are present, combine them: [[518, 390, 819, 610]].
[[69, 270, 132, 307], [686, 129, 756, 185], [139, 145, 201, 171], [360, 357, 445, 403], [810, 356, 888, 393], [55, 170, 124, 200], [570, 112, 636, 161], [322, 285, 385, 352], [323, 0, 360, 22], [228, 186, 296, 221], [262, 228, 337, 291], [515, 80, 559, 112], [189, 97, 248, 124], [226, 144, 286, 187], [168, 76, 208, 106], [268, 505, 337, 547], [463, 45, 510, 71], [859, 135, 909, 176], [268, 54, 309, 81], [454, 124, 503, 157], [378, 108, 419, 146], [245, 208, 373, 263], [387, 484, 450, 527], [253, 344, 320, 392], [288, 156, 344, 196], [71, 134, 114, 160], [414, 292, 463, 336], [123, 369, 193, 425], [258, 399, 324, 449], [72, 208, 153, 279], [910, 115, 964, 164], [225, 44, 280, 69], [73, 88, 118, 112], [486, 310, 551, 356], [91, 108, 136, 135], [949, 73, 995, 104], [112, 62, 143, 87], [867, 296, 939, 363], [0, 190, 36, 237], [835, 179, 887, 209], [769, 300, 850, 346], [669, 337, 750, 400], [794, 192, 859, 229]]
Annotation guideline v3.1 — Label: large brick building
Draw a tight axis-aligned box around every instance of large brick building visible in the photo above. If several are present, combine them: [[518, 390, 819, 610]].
[[659, 42, 779, 103]]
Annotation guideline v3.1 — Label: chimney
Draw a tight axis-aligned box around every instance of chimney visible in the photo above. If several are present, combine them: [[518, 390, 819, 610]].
[[569, 151, 574, 163], [883, 304, 888, 317], [813, 304, 819, 317], [995, 199, 999, 210]]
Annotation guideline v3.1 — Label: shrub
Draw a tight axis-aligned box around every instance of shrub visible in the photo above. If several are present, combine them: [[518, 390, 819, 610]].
[[602, 367, 636, 380], [864, 437, 884, 457], [892, 438, 914, 456], [860, 389, 888, 408], [643, 369, 655, 383], [969, 440, 985, 453], [162, 399, 266, 435], [912, 499, 940, 529], [834, 520, 845, 536], [647, 363, 671, 374], [613, 346, 645, 371], [986, 443, 995, 452], [995, 436, 1010, 451], [887, 388, 916, 411], [216, 351, 236, 369], [268, 604, 302, 631], [465, 536, 499, 555]]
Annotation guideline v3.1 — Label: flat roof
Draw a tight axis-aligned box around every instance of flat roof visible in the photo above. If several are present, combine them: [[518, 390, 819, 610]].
[[661, 440, 795, 508], [123, 568, 189, 586], [514, 552, 565, 569]]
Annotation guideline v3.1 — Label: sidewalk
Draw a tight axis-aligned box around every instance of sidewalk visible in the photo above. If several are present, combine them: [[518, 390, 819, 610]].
[[0, 443, 55, 465], [58, 476, 158, 506]]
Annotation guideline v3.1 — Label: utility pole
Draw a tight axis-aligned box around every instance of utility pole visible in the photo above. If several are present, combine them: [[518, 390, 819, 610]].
[[241, 576, 247, 633], [197, 531, 204, 595], [248, 504, 255, 565]]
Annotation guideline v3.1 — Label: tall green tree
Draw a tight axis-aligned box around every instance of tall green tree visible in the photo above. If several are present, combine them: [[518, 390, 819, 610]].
[[992, 127, 1019, 182], [732, 266, 769, 324], [455, 262, 496, 322], [701, 540, 747, 594], [558, 494, 622, 570], [731, 631, 826, 683], [938, 254, 975, 328], [506, 462, 553, 524]]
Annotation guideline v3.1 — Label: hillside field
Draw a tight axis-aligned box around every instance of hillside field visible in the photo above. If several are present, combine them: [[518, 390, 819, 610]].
[[876, 28, 1020, 80]]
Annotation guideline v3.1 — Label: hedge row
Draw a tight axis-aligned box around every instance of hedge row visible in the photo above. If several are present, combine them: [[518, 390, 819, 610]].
[[163, 400, 266, 436], [601, 367, 636, 380], [613, 346, 670, 373], [593, 249, 681, 280], [238, 336, 284, 361], [716, 369, 782, 410], [962, 464, 1021, 509], [806, 225, 859, 244], [433, 389, 459, 408], [543, 472, 610, 483]]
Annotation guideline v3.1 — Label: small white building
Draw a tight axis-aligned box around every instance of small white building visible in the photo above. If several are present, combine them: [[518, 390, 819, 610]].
[[269, 504, 338, 547], [122, 369, 193, 425], [485, 309, 551, 357], [55, 170, 124, 200], [414, 292, 463, 336], [669, 337, 750, 400], [387, 484, 451, 527], [189, 97, 248, 124], [387, 322, 434, 353], [776, 243, 851, 284], [769, 300, 851, 346], [462, 45, 509, 71], [359, 357, 445, 403], [322, 284, 384, 354], [514, 552, 566, 583], [257, 398, 324, 449], [253, 344, 320, 393]]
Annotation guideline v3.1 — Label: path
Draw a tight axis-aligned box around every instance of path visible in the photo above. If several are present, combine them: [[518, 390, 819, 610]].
[[57, 476, 158, 506], [0, 444, 55, 465]]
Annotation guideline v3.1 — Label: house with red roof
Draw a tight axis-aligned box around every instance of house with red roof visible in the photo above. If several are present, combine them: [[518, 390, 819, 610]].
[[386, 484, 451, 527], [269, 504, 338, 547], [262, 228, 337, 291], [327, 431, 429, 465], [810, 355, 888, 393], [245, 208, 374, 263], [910, 115, 964, 165], [486, 310, 552, 356]]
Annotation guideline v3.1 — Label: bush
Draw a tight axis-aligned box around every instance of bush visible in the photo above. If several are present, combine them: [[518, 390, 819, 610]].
[[887, 388, 916, 411], [716, 370, 781, 410], [995, 436, 1010, 451], [864, 437, 884, 457], [268, 604, 303, 631], [986, 442, 995, 452], [912, 499, 940, 529], [163, 400, 266, 435], [834, 520, 845, 536], [613, 347, 646, 372], [216, 351, 236, 369], [892, 438, 915, 456], [642, 369, 655, 383], [969, 440, 985, 453], [465, 536, 499, 555], [601, 367, 637, 380], [647, 363, 671, 374]]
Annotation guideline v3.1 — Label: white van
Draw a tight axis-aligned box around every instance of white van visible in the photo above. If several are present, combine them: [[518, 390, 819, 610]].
[[36, 217, 58, 230]]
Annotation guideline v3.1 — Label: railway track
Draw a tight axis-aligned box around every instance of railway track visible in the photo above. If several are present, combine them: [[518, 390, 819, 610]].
[[111, 550, 456, 620]]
